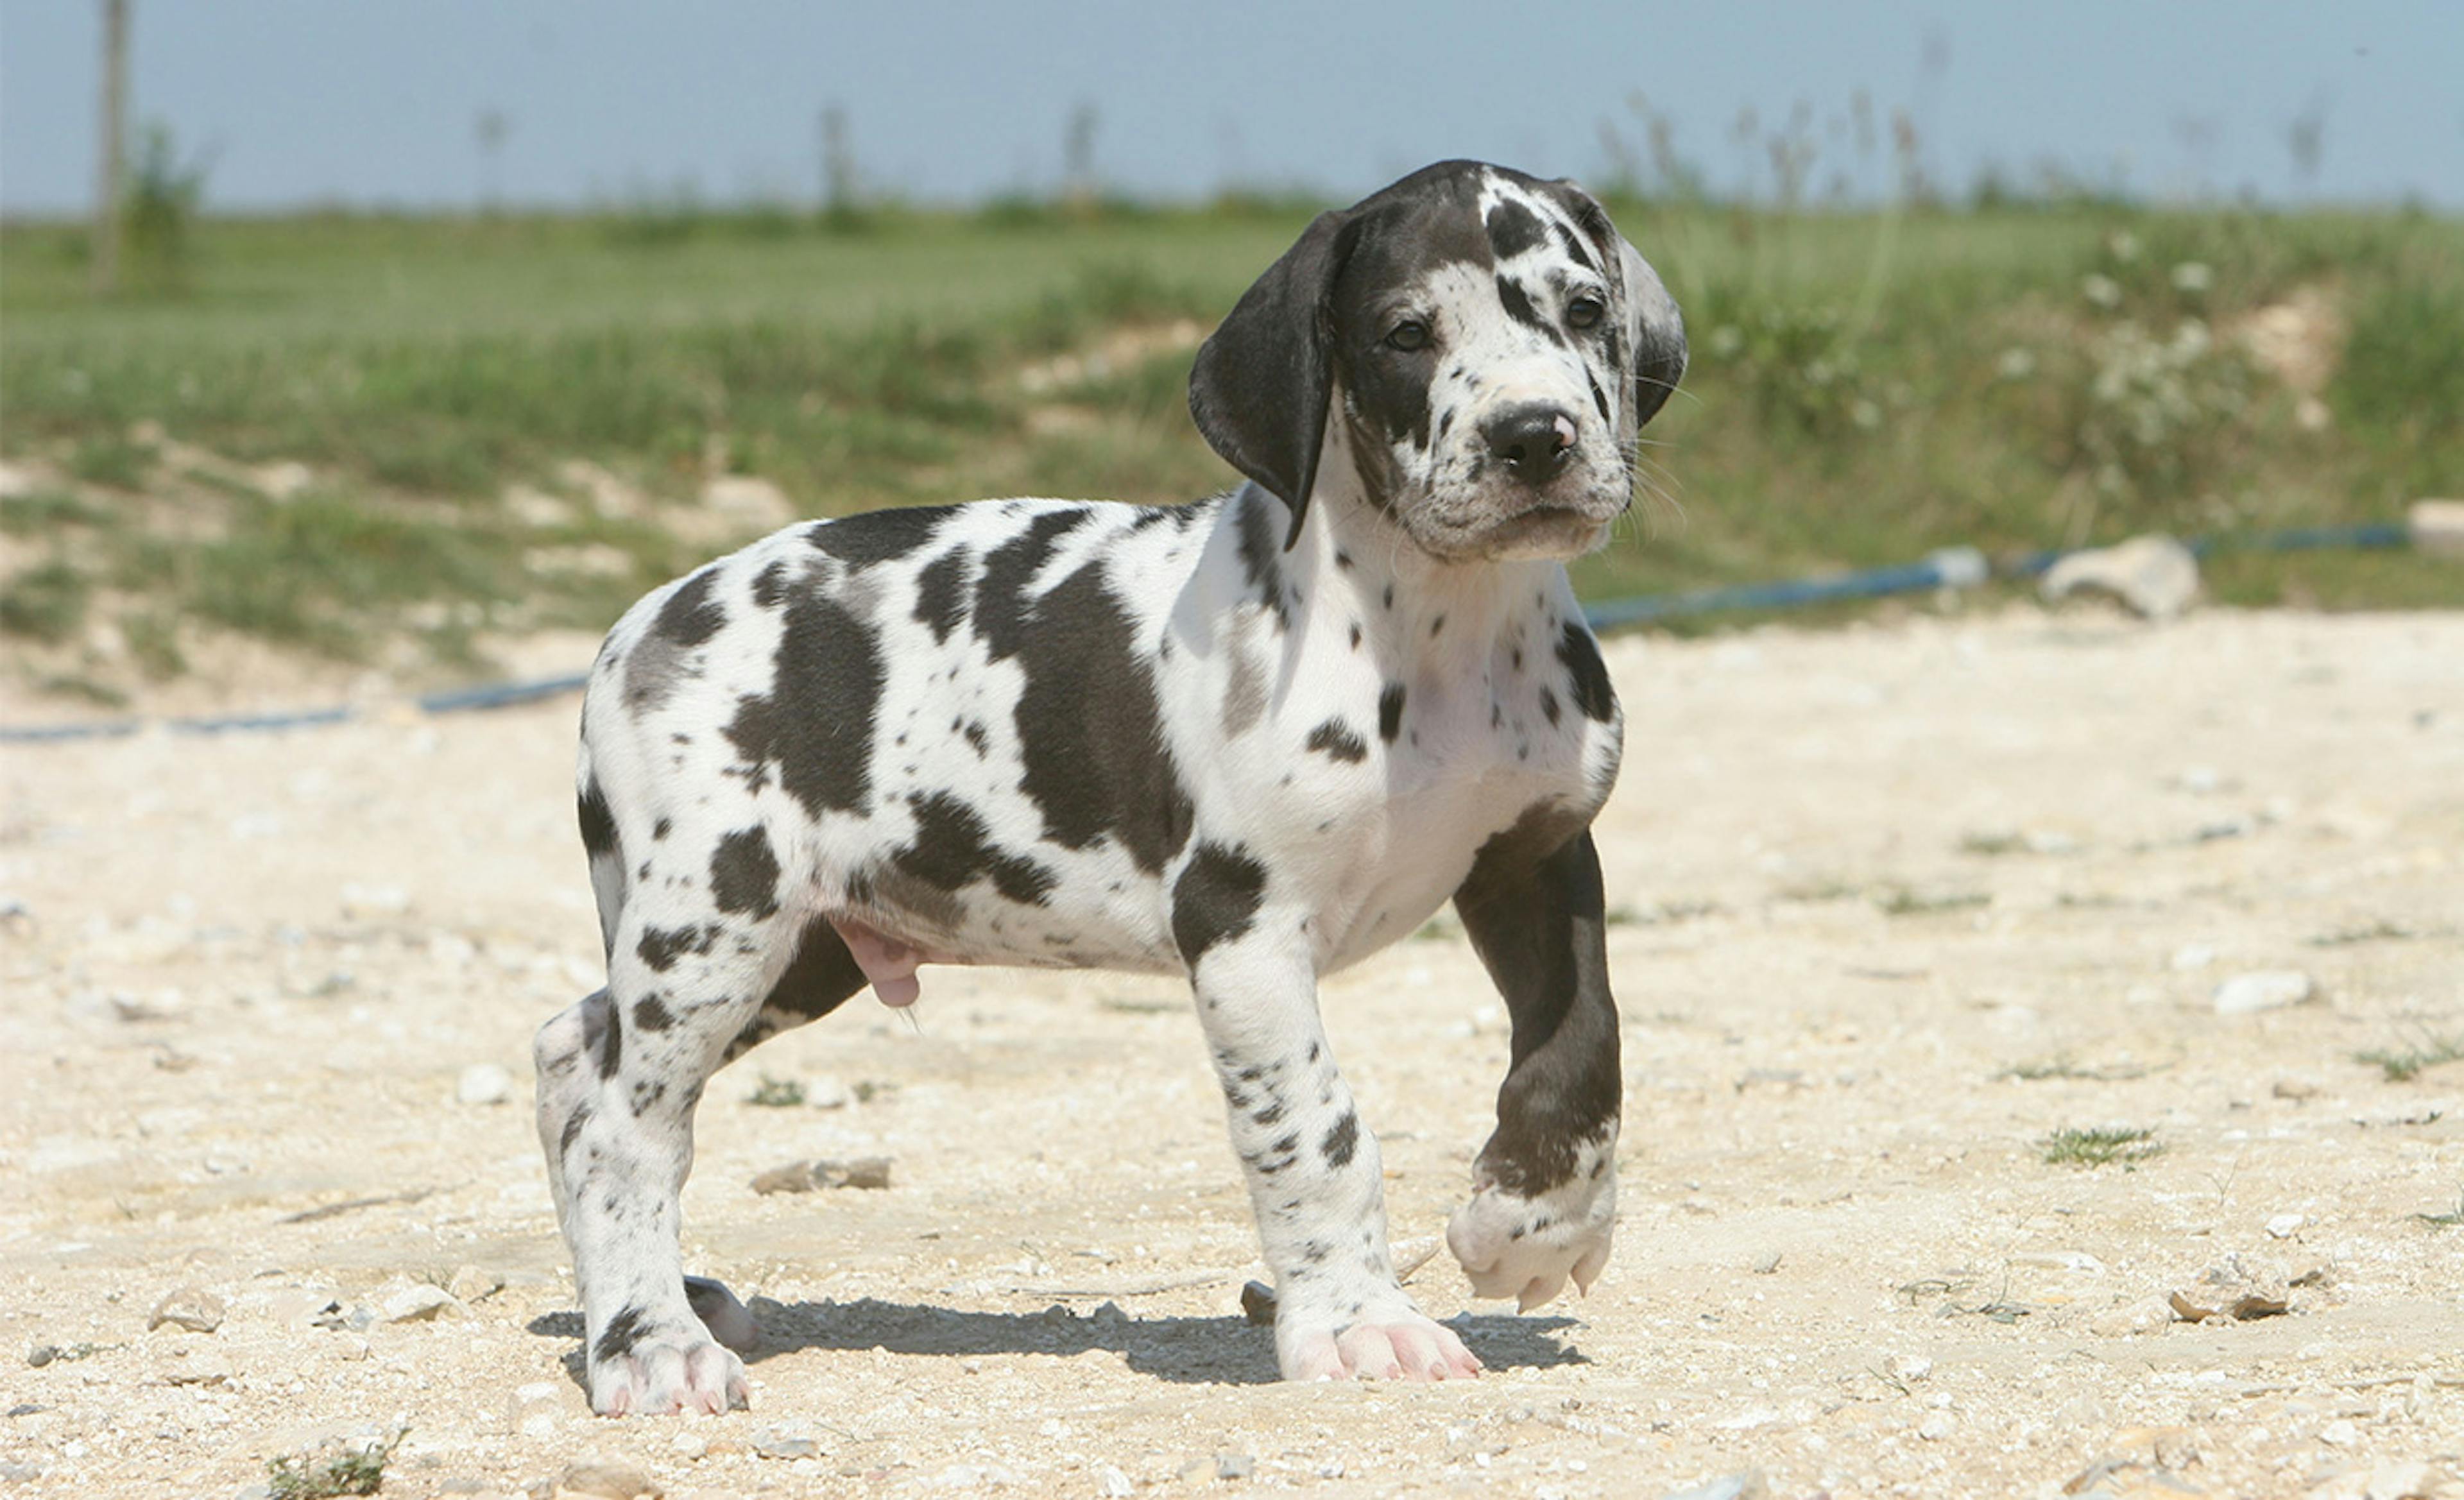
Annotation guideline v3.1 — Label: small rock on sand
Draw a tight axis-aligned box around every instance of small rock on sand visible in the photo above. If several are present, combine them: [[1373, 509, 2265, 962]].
[[2213, 970, 2314, 1015], [148, 1284, 226, 1334], [456, 1062, 515, 1106], [2042, 535, 2201, 620]]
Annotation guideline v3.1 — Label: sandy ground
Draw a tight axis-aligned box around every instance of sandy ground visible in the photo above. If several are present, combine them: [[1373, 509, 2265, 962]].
[[3, 606, 2461, 1500]]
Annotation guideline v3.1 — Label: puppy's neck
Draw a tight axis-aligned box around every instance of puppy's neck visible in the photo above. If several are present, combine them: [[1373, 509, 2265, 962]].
[[1278, 466, 1564, 676]]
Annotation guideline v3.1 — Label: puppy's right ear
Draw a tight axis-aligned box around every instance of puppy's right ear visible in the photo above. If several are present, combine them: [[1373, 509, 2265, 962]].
[[1188, 209, 1363, 549]]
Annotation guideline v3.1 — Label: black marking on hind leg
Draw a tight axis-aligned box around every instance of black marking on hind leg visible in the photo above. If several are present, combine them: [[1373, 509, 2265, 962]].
[[764, 916, 867, 1021], [637, 923, 719, 973], [578, 992, 622, 1078], [1321, 1110, 1359, 1168], [709, 827, 782, 919], [594, 1305, 649, 1366], [579, 782, 619, 862], [632, 996, 673, 1032], [559, 1100, 592, 1162]]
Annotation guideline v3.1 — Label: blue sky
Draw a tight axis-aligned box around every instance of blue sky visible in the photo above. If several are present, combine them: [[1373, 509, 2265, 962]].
[[3, 1, 2460, 216]]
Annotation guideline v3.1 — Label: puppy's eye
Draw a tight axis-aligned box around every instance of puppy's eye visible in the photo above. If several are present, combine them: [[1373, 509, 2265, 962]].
[[1385, 320, 1432, 352], [1568, 296, 1607, 330]]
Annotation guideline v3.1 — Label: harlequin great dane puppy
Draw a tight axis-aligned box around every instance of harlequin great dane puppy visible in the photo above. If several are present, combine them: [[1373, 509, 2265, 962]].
[[533, 158, 1687, 1414]]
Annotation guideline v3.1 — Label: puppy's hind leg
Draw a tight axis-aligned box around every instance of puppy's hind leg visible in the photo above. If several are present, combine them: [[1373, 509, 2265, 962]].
[[536, 892, 865, 1416]]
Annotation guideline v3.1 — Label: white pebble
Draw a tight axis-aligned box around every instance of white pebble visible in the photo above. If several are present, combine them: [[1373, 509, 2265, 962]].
[[2212, 970, 2314, 1016], [456, 1062, 515, 1107]]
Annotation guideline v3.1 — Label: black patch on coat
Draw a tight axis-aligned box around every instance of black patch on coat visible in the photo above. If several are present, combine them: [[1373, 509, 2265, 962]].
[[1539, 686, 1561, 727], [558, 1100, 590, 1161], [749, 559, 791, 608], [578, 781, 619, 862], [1485, 197, 1548, 260], [587, 989, 623, 1077], [1494, 274, 1559, 341], [912, 546, 971, 643], [1555, 622, 1615, 721], [1012, 559, 1192, 873], [1587, 370, 1612, 423], [1553, 221, 1598, 271], [1170, 842, 1268, 964], [636, 923, 716, 974], [1321, 1110, 1360, 1169], [961, 720, 990, 757], [807, 505, 958, 566], [1378, 683, 1407, 742], [975, 509, 1090, 661], [652, 817, 672, 840], [653, 567, 726, 648], [1305, 719, 1367, 763], [723, 592, 883, 815], [594, 1306, 647, 1367], [631, 996, 673, 1032], [894, 791, 1058, 907], [709, 826, 782, 919], [762, 916, 864, 1021], [1235, 488, 1290, 627]]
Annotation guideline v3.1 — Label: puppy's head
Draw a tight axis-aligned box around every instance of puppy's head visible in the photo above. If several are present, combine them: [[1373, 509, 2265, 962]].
[[1190, 160, 1686, 561]]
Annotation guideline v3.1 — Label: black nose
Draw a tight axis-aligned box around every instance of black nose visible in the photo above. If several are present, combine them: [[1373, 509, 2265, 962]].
[[1480, 403, 1579, 480]]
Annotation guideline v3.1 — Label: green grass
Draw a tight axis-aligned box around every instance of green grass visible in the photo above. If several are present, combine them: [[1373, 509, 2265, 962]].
[[2356, 1034, 2464, 1084], [266, 1428, 404, 1500], [2040, 1125, 2164, 1167], [4, 198, 2461, 692]]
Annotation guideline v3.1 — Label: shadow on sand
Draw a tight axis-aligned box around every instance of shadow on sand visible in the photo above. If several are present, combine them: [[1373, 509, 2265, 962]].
[[527, 1296, 1589, 1387]]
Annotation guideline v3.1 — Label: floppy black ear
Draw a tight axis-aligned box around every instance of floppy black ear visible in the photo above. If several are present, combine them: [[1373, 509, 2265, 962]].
[[1188, 209, 1360, 549]]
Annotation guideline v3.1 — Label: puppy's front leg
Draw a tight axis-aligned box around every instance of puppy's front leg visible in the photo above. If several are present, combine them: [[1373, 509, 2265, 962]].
[[1446, 824, 1622, 1309], [1173, 846, 1482, 1382]]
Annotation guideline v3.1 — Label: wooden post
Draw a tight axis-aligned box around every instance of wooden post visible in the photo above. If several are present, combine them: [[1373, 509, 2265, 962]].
[[92, 0, 128, 295]]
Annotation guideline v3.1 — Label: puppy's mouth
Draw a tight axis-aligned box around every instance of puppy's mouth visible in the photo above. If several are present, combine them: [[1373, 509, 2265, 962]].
[[1480, 502, 1618, 557]]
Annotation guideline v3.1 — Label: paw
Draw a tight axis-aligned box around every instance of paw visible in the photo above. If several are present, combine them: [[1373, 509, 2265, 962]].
[[1447, 1169, 1616, 1311], [1278, 1300, 1482, 1383], [588, 1325, 749, 1417]]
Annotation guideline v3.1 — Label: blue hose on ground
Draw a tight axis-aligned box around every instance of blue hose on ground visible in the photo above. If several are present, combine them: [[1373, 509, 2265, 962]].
[[0, 523, 2424, 746]]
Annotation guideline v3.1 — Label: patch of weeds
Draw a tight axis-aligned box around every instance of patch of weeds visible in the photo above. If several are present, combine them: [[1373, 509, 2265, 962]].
[[2000, 1057, 2151, 1083], [1777, 878, 1863, 904], [2356, 1034, 2464, 1084], [24, 1340, 119, 1366], [123, 609, 187, 678], [1876, 886, 1990, 916], [0, 560, 90, 641], [748, 1075, 806, 1107], [0, 489, 109, 534], [2308, 919, 2418, 947], [266, 1427, 406, 1500], [35, 674, 130, 708], [1958, 831, 2025, 856], [2415, 1190, 2464, 1230], [68, 434, 157, 488], [2041, 1125, 2163, 1168]]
